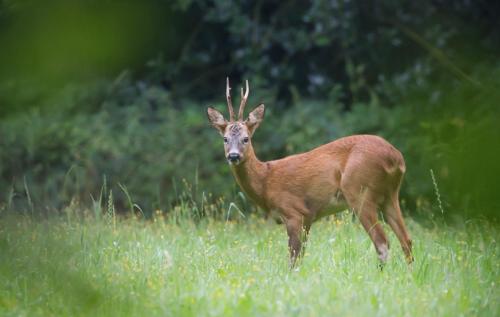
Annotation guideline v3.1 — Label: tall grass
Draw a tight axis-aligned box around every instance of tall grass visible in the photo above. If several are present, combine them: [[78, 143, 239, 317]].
[[0, 204, 498, 316]]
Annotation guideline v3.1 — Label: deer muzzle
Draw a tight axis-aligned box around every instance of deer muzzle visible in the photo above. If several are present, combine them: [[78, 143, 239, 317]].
[[227, 153, 241, 164]]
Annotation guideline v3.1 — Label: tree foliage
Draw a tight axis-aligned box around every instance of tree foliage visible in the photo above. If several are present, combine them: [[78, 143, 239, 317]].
[[0, 0, 499, 219]]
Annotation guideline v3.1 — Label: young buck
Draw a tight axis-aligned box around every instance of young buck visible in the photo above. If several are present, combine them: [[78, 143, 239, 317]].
[[207, 78, 413, 268]]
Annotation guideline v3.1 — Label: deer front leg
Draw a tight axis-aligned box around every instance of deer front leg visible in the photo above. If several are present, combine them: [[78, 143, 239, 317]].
[[285, 216, 306, 269]]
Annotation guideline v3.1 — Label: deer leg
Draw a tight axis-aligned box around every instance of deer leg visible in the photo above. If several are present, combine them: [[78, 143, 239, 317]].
[[299, 221, 312, 260], [345, 189, 390, 265], [285, 216, 307, 269], [384, 197, 413, 264], [359, 209, 390, 264]]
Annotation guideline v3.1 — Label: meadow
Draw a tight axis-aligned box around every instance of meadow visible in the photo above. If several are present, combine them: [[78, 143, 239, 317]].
[[1, 1, 499, 316], [0, 207, 498, 316]]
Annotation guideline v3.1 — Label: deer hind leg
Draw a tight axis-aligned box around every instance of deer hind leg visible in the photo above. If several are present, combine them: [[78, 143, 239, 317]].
[[384, 196, 413, 264], [345, 188, 390, 264]]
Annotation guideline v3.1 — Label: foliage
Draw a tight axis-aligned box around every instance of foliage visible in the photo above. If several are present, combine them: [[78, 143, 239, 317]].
[[1, 64, 500, 219], [0, 208, 498, 316], [146, 0, 500, 106], [1, 0, 498, 114], [0, 75, 227, 213], [0, 0, 499, 219]]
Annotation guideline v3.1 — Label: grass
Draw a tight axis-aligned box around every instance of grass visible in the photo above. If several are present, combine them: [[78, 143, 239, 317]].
[[0, 208, 498, 316]]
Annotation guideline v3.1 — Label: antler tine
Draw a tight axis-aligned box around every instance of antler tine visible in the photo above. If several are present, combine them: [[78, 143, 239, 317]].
[[238, 80, 249, 120], [226, 77, 235, 122]]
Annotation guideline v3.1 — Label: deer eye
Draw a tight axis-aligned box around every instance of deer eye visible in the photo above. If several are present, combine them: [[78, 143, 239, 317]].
[[242, 137, 249, 144], [223, 137, 228, 143]]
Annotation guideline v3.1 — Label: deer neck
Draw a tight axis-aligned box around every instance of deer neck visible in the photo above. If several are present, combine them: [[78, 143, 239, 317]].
[[230, 145, 268, 207]]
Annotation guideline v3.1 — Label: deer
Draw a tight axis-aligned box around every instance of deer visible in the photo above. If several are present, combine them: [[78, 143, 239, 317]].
[[207, 78, 413, 268]]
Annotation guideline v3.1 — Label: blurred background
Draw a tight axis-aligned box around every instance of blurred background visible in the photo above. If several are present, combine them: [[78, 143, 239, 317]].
[[0, 0, 499, 220]]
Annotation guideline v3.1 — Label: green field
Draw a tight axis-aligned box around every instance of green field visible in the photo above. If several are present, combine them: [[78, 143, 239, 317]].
[[0, 209, 498, 316]]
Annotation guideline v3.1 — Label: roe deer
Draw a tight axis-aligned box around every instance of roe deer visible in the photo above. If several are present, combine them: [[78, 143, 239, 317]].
[[207, 78, 413, 268]]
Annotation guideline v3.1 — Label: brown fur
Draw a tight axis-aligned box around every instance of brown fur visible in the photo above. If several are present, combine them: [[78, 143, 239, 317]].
[[207, 81, 413, 268]]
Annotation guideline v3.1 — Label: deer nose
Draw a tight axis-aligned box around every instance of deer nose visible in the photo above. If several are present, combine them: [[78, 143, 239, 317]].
[[227, 153, 240, 162]]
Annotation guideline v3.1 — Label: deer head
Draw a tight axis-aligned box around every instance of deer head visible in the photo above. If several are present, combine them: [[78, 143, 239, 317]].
[[207, 78, 265, 165]]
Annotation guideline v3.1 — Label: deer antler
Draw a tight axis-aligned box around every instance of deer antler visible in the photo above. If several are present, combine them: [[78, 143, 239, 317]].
[[238, 80, 249, 120], [226, 77, 235, 122]]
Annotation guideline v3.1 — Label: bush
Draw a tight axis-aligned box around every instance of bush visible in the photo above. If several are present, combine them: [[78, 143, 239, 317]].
[[1, 63, 499, 221], [0, 76, 230, 213], [1, 1, 499, 220]]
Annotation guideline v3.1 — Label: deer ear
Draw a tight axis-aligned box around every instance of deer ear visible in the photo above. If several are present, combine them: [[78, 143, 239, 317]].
[[207, 107, 227, 135], [246, 104, 265, 136]]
